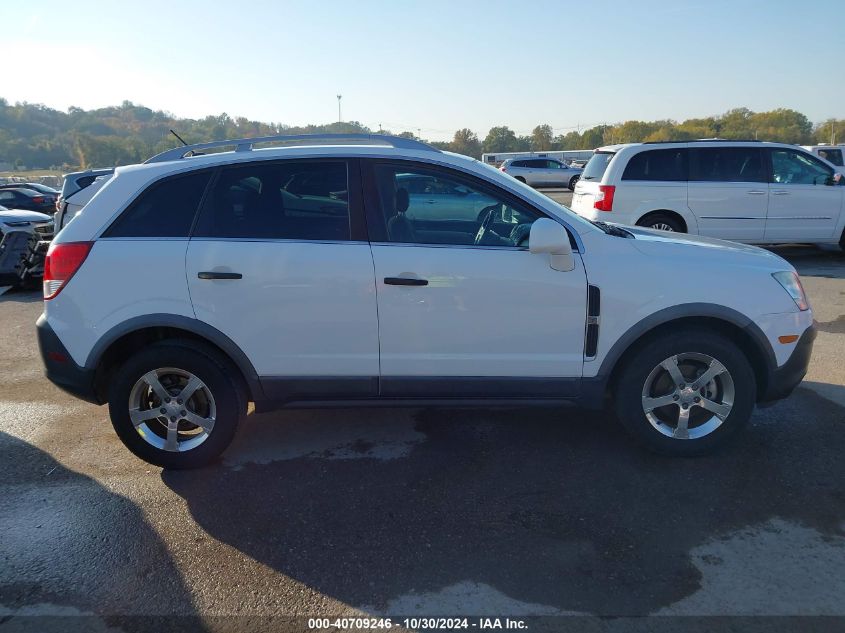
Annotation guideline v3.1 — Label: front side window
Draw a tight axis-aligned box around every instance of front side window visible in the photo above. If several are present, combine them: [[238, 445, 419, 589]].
[[371, 164, 541, 247], [195, 161, 350, 240], [690, 147, 766, 183], [622, 148, 688, 182], [104, 171, 212, 238], [770, 150, 834, 186]]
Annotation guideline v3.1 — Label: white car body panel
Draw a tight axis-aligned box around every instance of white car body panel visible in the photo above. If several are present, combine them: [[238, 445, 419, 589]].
[[185, 240, 379, 377], [371, 243, 588, 378], [44, 239, 195, 366]]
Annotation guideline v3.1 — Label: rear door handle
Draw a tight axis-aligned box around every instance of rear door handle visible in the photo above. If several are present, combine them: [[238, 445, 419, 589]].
[[384, 277, 428, 286], [747, 190, 766, 195], [198, 271, 243, 280], [771, 190, 790, 196]]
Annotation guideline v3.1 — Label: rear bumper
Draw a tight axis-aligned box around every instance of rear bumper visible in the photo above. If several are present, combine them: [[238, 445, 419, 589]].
[[36, 314, 101, 404], [759, 322, 816, 403]]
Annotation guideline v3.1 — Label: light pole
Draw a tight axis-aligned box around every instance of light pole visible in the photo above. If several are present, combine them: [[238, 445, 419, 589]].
[[337, 95, 342, 123]]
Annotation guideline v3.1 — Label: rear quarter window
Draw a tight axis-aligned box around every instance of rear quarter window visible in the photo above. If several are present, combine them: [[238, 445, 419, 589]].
[[103, 171, 212, 238], [622, 148, 688, 182]]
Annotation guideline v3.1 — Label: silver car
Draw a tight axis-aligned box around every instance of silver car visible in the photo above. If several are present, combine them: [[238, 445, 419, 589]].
[[500, 158, 583, 190]]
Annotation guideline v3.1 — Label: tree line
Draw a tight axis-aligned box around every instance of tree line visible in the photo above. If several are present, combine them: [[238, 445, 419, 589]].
[[0, 98, 841, 170]]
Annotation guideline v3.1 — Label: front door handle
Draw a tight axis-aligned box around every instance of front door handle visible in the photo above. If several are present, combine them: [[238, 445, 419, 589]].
[[384, 277, 428, 286], [771, 190, 790, 196], [747, 190, 766, 195], [198, 271, 243, 280]]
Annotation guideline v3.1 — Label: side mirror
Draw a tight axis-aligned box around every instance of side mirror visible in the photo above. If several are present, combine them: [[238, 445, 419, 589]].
[[529, 218, 574, 271]]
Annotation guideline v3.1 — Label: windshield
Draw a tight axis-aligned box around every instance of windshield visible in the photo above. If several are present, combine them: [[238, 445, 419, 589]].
[[581, 151, 615, 181]]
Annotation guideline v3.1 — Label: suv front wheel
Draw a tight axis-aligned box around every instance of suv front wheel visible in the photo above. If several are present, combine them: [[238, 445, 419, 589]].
[[613, 329, 756, 456], [108, 340, 246, 469]]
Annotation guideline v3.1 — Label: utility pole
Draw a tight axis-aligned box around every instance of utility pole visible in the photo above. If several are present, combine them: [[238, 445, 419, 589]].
[[417, 128, 421, 140], [337, 95, 342, 123], [832, 120, 836, 145]]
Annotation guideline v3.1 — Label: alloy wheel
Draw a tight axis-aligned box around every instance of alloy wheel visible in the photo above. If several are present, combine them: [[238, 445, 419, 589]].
[[641, 353, 735, 440], [127, 367, 216, 452]]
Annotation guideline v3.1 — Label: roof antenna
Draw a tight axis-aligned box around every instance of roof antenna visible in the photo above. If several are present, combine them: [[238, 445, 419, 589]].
[[170, 129, 196, 156]]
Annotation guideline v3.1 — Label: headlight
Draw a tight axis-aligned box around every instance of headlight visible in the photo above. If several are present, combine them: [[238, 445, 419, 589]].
[[772, 271, 809, 311]]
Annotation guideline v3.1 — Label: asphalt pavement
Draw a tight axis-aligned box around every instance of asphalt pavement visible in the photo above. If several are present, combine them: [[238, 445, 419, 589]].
[[1, 201, 843, 631]]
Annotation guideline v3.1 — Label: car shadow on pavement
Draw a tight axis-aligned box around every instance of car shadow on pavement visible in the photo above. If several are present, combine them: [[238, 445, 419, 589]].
[[161, 386, 845, 617], [0, 431, 209, 633]]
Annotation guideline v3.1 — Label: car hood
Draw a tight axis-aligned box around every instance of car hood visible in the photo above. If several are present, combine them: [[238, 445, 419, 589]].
[[621, 224, 790, 269], [0, 209, 52, 224]]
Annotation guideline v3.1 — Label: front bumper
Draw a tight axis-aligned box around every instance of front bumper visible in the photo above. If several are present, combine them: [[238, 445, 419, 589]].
[[36, 314, 101, 404], [759, 322, 816, 403]]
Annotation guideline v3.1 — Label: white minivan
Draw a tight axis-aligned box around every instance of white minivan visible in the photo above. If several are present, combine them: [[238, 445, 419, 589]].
[[572, 140, 845, 248], [37, 134, 815, 468]]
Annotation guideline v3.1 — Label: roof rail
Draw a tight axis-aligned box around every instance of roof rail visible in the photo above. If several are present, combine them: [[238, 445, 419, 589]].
[[144, 133, 439, 164], [642, 138, 762, 145]]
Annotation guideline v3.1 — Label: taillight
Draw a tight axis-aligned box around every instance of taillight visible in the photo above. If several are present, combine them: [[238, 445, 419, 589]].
[[43, 241, 93, 300], [32, 196, 45, 204], [594, 185, 615, 212]]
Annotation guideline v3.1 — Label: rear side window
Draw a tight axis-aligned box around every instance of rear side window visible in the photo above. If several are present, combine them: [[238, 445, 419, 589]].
[[194, 160, 350, 241], [581, 152, 614, 181], [690, 147, 766, 183], [104, 171, 211, 238], [512, 160, 529, 168], [622, 149, 688, 181], [817, 148, 844, 166]]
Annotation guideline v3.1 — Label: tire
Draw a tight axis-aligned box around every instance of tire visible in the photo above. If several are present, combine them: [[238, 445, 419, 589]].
[[839, 228, 845, 252], [108, 340, 246, 469], [515, 176, 526, 183], [637, 213, 684, 233], [613, 328, 756, 456], [568, 175, 580, 191]]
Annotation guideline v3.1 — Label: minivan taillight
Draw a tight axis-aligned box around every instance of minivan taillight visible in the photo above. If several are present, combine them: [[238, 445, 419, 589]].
[[594, 185, 615, 212], [43, 241, 93, 300]]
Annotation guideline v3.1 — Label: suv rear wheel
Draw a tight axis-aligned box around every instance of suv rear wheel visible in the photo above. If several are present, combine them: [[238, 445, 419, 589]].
[[107, 340, 246, 469], [613, 329, 756, 456], [637, 213, 684, 232]]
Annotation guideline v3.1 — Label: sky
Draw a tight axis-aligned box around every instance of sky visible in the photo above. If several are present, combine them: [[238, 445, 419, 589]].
[[5, 0, 844, 141]]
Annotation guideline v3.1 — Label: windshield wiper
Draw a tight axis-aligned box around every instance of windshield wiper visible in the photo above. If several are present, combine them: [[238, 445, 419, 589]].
[[592, 221, 633, 238], [582, 176, 596, 180]]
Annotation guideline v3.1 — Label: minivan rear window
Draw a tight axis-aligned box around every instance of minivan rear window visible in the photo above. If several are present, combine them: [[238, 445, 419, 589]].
[[622, 148, 688, 182], [581, 152, 614, 181]]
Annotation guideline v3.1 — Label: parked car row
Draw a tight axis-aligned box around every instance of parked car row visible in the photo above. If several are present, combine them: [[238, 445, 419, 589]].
[[570, 140, 845, 249], [37, 133, 815, 469]]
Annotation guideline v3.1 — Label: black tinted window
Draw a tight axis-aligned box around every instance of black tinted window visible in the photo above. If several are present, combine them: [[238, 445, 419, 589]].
[[622, 149, 688, 181], [195, 161, 350, 240], [512, 160, 529, 168], [105, 171, 211, 237], [690, 147, 766, 183], [817, 148, 844, 166]]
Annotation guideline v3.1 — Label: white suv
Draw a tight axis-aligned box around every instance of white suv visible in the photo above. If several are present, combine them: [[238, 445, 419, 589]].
[[572, 140, 845, 248], [37, 134, 816, 468]]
